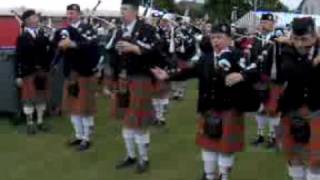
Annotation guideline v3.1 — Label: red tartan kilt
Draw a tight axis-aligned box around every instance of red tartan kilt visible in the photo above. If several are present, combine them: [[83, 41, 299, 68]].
[[153, 81, 170, 99], [103, 75, 116, 90], [123, 76, 155, 129], [21, 73, 50, 103], [280, 107, 320, 167], [177, 59, 191, 70], [63, 76, 97, 116], [196, 110, 245, 153], [264, 85, 283, 116], [110, 93, 127, 120]]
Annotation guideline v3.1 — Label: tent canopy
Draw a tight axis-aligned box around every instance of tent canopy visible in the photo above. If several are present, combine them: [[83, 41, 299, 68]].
[[0, 0, 123, 17]]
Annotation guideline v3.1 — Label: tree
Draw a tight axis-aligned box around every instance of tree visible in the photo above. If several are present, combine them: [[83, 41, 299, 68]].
[[204, 0, 288, 23], [153, 0, 176, 11]]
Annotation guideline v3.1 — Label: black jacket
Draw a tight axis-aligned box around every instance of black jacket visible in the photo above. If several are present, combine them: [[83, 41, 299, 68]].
[[278, 44, 320, 113], [109, 20, 161, 79], [169, 48, 259, 113], [15, 29, 54, 77], [53, 23, 100, 77]]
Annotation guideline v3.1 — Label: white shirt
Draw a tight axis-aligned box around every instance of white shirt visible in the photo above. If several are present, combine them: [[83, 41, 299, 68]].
[[214, 47, 231, 69], [122, 19, 137, 37], [25, 27, 38, 38], [71, 20, 81, 29]]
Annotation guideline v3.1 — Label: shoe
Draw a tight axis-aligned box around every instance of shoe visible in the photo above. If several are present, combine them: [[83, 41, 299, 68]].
[[136, 160, 149, 174], [67, 139, 82, 146], [251, 135, 265, 146], [27, 124, 37, 135], [201, 173, 220, 180], [201, 173, 207, 180], [172, 95, 180, 101], [115, 157, 137, 169], [265, 138, 277, 149], [37, 123, 49, 132], [77, 140, 91, 151], [158, 121, 166, 126]]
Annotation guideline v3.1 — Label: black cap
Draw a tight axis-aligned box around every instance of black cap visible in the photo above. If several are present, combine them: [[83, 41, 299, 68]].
[[22, 9, 36, 22], [121, 0, 140, 7], [292, 17, 315, 36], [67, 4, 81, 12], [261, 13, 274, 21], [211, 23, 231, 37]]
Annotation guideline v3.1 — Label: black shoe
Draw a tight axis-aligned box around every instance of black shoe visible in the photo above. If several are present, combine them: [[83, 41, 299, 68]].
[[152, 119, 160, 126], [115, 157, 137, 169], [37, 124, 49, 132], [172, 96, 180, 101], [158, 121, 166, 126], [266, 138, 276, 149], [27, 124, 37, 135], [201, 173, 220, 180], [67, 139, 82, 146], [251, 135, 265, 146], [77, 140, 91, 151], [136, 160, 149, 174], [201, 173, 207, 180]]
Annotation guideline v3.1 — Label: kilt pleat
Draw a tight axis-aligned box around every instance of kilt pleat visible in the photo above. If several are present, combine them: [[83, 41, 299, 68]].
[[280, 107, 320, 167], [153, 81, 170, 99], [21, 72, 50, 104], [63, 76, 97, 116], [264, 84, 283, 116], [196, 110, 245, 153], [123, 76, 155, 129]]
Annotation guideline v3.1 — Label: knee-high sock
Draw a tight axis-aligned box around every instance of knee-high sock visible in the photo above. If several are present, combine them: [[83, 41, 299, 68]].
[[35, 103, 46, 125], [82, 116, 94, 142], [255, 114, 266, 136], [23, 105, 35, 125], [158, 99, 166, 121], [267, 116, 280, 138], [152, 99, 161, 120], [134, 130, 150, 162], [306, 169, 320, 180], [162, 98, 169, 106], [288, 165, 306, 180], [122, 128, 136, 159], [218, 153, 235, 180], [172, 82, 179, 96], [177, 82, 185, 95], [70, 115, 84, 140], [202, 149, 218, 180]]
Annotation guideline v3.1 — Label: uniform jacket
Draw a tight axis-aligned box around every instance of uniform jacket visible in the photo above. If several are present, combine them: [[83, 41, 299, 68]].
[[53, 22, 100, 77], [278, 43, 320, 113], [169, 48, 259, 113], [15, 28, 54, 78]]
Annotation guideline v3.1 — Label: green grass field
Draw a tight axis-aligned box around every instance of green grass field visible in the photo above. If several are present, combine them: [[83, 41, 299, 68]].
[[0, 81, 290, 180]]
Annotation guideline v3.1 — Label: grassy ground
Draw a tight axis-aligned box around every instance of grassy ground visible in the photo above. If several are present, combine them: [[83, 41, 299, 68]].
[[0, 81, 290, 180]]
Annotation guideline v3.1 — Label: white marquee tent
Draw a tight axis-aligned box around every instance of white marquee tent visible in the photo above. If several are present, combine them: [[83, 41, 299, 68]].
[[0, 0, 124, 17]]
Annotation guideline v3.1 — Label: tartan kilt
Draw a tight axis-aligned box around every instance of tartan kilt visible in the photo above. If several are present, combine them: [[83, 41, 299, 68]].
[[63, 76, 97, 116], [280, 107, 320, 167], [21, 72, 50, 104], [196, 110, 245, 153], [123, 76, 155, 129], [104, 78, 114, 91], [263, 84, 283, 116], [153, 80, 170, 99], [110, 93, 127, 120]]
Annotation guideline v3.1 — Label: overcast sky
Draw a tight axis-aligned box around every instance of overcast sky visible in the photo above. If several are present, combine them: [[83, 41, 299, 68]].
[[0, 0, 303, 11], [280, 0, 303, 10], [0, 0, 122, 11]]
